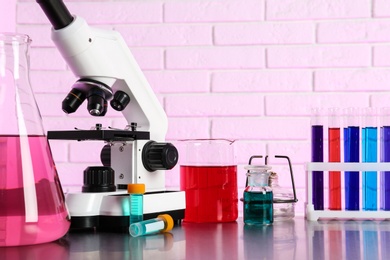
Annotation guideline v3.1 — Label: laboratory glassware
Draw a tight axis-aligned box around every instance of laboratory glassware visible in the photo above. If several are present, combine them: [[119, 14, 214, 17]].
[[0, 33, 70, 246], [344, 108, 360, 210], [268, 155, 298, 221], [179, 139, 238, 223], [381, 107, 390, 210], [128, 184, 145, 225], [243, 164, 273, 225], [129, 214, 174, 237], [311, 108, 325, 210], [328, 108, 341, 210], [362, 108, 378, 210]]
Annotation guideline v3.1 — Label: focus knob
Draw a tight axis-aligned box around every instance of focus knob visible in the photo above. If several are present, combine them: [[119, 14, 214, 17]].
[[100, 144, 111, 167], [142, 141, 178, 172], [82, 166, 116, 193]]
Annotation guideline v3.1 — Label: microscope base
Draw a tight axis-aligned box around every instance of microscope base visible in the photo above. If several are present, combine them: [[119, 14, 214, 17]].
[[65, 190, 186, 231]]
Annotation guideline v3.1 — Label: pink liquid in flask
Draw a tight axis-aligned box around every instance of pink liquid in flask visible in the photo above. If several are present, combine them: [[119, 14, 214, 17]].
[[0, 135, 70, 247]]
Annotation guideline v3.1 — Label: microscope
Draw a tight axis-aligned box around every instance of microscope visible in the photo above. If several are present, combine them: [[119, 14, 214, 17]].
[[36, 0, 185, 230]]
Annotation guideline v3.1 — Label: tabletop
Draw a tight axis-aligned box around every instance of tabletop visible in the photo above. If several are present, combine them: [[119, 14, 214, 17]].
[[1, 217, 389, 260]]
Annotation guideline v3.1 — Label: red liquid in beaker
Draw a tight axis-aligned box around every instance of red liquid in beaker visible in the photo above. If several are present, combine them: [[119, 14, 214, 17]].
[[0, 135, 70, 247], [180, 165, 238, 223]]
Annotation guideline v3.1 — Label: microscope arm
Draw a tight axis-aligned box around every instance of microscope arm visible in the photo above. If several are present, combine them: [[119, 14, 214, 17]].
[[37, 0, 168, 142]]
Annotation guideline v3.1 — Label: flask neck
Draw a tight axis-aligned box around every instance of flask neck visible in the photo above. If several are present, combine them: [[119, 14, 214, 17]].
[[0, 33, 46, 136], [0, 33, 31, 60]]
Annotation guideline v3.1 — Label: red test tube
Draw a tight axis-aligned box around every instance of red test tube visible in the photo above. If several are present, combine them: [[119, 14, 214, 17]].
[[328, 108, 341, 210]]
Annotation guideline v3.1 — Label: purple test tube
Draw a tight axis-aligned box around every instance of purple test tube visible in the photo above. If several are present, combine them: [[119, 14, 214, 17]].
[[311, 108, 324, 210]]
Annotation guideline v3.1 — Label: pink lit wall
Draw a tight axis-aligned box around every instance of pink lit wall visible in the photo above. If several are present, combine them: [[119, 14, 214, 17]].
[[4, 0, 390, 215]]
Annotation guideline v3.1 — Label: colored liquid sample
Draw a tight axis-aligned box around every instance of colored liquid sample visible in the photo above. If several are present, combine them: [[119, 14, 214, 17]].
[[328, 127, 341, 210], [129, 194, 143, 224], [129, 215, 173, 237], [243, 191, 273, 225], [0, 135, 70, 246], [344, 126, 360, 210], [362, 127, 378, 210], [381, 126, 390, 210], [311, 125, 324, 210], [180, 165, 238, 223]]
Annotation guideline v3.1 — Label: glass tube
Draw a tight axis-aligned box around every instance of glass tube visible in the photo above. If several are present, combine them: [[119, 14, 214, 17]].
[[311, 108, 325, 210], [380, 108, 390, 210], [344, 108, 360, 211], [362, 108, 378, 211], [130, 214, 174, 237], [328, 108, 341, 210]]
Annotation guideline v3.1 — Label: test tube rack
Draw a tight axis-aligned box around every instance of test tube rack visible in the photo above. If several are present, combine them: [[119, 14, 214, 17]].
[[305, 162, 390, 221]]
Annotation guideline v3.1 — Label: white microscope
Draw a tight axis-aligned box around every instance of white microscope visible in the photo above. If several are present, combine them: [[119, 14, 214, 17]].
[[37, 0, 185, 230]]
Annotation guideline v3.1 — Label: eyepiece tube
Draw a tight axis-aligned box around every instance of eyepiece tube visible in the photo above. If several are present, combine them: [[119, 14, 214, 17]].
[[36, 0, 73, 30]]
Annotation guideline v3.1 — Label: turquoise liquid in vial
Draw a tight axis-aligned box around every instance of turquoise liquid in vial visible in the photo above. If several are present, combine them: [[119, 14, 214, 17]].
[[130, 194, 143, 224], [128, 184, 145, 225], [362, 126, 378, 210], [130, 214, 173, 237], [243, 191, 273, 225]]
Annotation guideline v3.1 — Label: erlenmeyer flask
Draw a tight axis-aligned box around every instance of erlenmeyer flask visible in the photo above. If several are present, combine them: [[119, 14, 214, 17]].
[[0, 33, 70, 247]]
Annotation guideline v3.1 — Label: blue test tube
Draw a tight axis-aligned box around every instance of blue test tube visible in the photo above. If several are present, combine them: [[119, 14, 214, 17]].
[[362, 108, 378, 211], [381, 108, 390, 210], [128, 184, 145, 225], [344, 108, 360, 211], [311, 108, 324, 210]]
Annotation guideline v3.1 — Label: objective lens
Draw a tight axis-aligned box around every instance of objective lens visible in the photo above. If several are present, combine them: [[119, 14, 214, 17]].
[[62, 88, 86, 114], [87, 94, 105, 116]]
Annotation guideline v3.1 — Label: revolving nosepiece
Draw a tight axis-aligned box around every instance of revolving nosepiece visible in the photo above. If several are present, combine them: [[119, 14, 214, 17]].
[[62, 79, 113, 116]]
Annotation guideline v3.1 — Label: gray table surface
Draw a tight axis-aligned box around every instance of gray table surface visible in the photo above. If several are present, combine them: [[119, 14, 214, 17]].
[[1, 217, 388, 259]]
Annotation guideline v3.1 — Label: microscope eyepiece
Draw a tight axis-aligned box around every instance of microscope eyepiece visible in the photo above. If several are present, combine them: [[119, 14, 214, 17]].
[[62, 88, 86, 114], [36, 0, 74, 30]]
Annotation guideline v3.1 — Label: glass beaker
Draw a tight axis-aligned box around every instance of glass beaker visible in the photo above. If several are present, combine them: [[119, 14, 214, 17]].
[[179, 139, 238, 223], [0, 33, 70, 247]]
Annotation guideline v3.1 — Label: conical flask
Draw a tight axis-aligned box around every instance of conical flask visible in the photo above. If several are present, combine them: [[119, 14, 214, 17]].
[[0, 33, 70, 247]]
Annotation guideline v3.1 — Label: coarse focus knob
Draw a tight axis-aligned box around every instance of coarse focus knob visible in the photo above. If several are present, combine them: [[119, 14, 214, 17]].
[[82, 166, 116, 193], [142, 141, 178, 172]]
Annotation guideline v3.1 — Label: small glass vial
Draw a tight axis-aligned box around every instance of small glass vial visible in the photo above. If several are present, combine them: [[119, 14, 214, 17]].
[[130, 214, 174, 237], [269, 172, 295, 221], [128, 184, 146, 225], [243, 165, 273, 225]]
